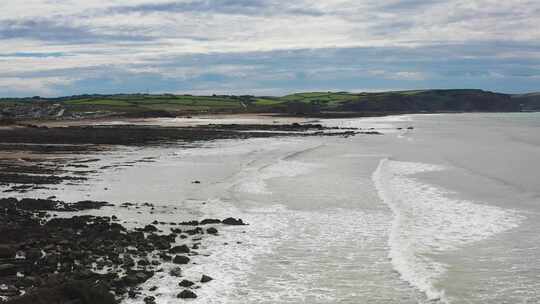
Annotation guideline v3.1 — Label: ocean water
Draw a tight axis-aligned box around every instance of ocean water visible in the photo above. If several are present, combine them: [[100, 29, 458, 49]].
[[6, 113, 540, 303]]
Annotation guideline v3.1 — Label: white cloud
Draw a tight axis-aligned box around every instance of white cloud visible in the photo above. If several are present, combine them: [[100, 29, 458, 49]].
[[0, 76, 77, 95], [0, 0, 538, 95], [369, 70, 426, 81]]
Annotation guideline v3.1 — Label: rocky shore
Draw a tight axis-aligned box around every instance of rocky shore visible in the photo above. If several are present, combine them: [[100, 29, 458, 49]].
[[0, 123, 368, 194], [0, 197, 246, 303], [0, 120, 383, 303], [0, 123, 358, 145]]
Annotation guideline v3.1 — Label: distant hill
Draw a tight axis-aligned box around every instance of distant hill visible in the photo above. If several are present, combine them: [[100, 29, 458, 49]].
[[338, 90, 519, 112], [260, 90, 522, 114], [0, 89, 537, 119], [511, 92, 540, 111]]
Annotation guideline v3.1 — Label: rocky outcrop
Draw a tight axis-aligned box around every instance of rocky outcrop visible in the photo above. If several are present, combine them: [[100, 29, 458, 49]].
[[0, 197, 246, 303]]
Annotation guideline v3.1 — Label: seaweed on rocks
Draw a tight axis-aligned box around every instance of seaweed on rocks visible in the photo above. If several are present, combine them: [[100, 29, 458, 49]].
[[0, 197, 241, 303], [0, 124, 361, 146]]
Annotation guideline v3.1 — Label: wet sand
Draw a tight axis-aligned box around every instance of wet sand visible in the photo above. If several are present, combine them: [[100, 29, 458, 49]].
[[0, 118, 369, 303]]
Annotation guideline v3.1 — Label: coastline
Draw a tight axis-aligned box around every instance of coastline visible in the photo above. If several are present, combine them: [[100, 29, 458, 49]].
[[0, 117, 376, 303], [0, 113, 537, 303]]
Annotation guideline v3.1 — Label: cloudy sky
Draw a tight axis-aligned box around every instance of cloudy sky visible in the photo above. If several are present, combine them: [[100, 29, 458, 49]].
[[0, 0, 539, 97]]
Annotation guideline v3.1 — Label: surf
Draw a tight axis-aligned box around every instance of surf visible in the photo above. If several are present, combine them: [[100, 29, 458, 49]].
[[372, 158, 522, 303]]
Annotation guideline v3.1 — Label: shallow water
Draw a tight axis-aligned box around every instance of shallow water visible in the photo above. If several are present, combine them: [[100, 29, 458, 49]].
[[6, 113, 540, 303]]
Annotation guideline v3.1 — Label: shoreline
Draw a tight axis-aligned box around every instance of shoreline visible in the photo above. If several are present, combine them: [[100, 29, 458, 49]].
[[0, 118, 378, 303], [0, 197, 247, 303]]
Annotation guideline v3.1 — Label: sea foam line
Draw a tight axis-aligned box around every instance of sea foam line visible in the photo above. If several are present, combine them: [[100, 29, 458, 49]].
[[373, 158, 522, 303]]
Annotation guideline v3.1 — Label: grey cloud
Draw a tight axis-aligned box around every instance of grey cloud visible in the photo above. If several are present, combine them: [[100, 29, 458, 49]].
[[1, 38, 538, 97], [0, 52, 67, 58], [109, 0, 324, 16], [378, 0, 444, 12], [0, 19, 156, 44]]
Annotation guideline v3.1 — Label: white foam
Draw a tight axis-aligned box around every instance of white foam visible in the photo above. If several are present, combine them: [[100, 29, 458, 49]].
[[373, 159, 523, 303], [321, 115, 413, 134], [122, 199, 290, 304], [231, 207, 402, 303], [234, 159, 320, 194], [172, 138, 294, 158]]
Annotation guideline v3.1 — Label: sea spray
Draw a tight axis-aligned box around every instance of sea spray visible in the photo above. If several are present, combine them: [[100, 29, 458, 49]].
[[373, 159, 522, 303]]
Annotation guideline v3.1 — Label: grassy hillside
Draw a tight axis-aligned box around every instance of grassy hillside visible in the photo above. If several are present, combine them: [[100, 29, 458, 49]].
[[262, 89, 520, 113], [0, 89, 534, 119], [339, 89, 518, 112]]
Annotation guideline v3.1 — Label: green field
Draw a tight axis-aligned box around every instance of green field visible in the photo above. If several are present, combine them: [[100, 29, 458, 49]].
[[58, 93, 356, 114], [1, 89, 532, 117], [61, 95, 251, 114]]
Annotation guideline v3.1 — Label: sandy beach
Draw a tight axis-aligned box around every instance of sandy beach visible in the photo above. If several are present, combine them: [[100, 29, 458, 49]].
[[1, 113, 539, 304]]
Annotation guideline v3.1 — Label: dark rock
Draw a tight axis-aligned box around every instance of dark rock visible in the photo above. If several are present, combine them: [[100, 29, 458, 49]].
[[179, 220, 199, 226], [169, 267, 182, 277], [206, 227, 218, 235], [128, 288, 138, 298], [191, 181, 201, 184], [178, 279, 195, 288], [0, 195, 215, 302], [0, 285, 20, 297], [177, 289, 197, 299], [123, 256, 136, 268], [69, 200, 110, 211], [124, 275, 139, 286], [222, 217, 246, 225], [200, 219, 221, 225], [144, 296, 156, 304], [200, 275, 213, 283], [7, 280, 116, 304], [159, 253, 172, 261], [184, 227, 203, 235], [172, 255, 190, 265], [169, 245, 190, 254], [142, 225, 158, 232], [0, 263, 18, 276], [0, 245, 16, 258], [123, 271, 154, 287], [137, 259, 150, 266]]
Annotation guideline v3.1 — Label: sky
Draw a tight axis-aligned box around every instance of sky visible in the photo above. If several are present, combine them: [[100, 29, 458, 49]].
[[0, 0, 539, 97]]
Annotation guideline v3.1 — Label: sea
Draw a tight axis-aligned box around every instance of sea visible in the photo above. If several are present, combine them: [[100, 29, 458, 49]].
[[9, 113, 540, 303]]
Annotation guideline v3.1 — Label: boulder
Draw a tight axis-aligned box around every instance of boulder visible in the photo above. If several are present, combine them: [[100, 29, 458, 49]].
[[177, 290, 197, 299], [19, 281, 115, 304], [169, 267, 182, 277], [200, 275, 213, 283], [206, 227, 218, 235], [172, 255, 190, 265], [0, 245, 16, 259], [178, 279, 194, 288], [200, 219, 221, 225], [0, 264, 18, 276], [169, 245, 190, 254], [142, 225, 158, 232], [159, 253, 172, 261], [222, 218, 246, 225]]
